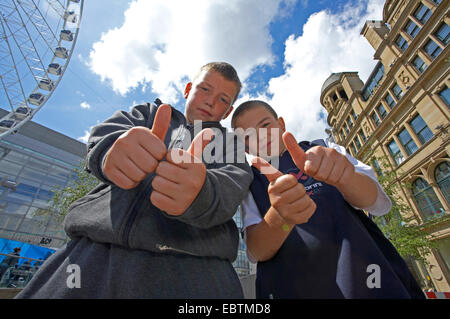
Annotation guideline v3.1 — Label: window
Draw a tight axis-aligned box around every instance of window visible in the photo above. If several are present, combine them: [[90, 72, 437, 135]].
[[2, 202, 30, 216], [385, 92, 396, 108], [350, 142, 357, 155], [412, 178, 444, 220], [423, 39, 442, 59], [371, 112, 381, 127], [27, 157, 51, 173], [0, 214, 23, 231], [354, 136, 361, 150], [339, 89, 348, 100], [413, 3, 432, 25], [344, 123, 349, 134], [404, 19, 421, 39], [362, 63, 384, 101], [0, 160, 22, 177], [340, 130, 346, 141], [395, 34, 409, 51], [347, 117, 353, 129], [376, 104, 387, 119], [431, 0, 442, 5], [438, 85, 450, 106], [388, 140, 404, 165], [398, 128, 418, 156], [410, 114, 434, 144], [332, 93, 338, 102], [372, 159, 383, 176], [435, 162, 450, 204], [434, 23, 450, 45], [392, 83, 403, 100], [351, 109, 357, 121], [436, 238, 450, 278], [359, 129, 367, 143], [412, 55, 428, 74], [2, 149, 29, 165]]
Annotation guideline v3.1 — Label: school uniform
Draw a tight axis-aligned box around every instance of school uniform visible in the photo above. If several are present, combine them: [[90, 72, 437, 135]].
[[241, 139, 425, 299]]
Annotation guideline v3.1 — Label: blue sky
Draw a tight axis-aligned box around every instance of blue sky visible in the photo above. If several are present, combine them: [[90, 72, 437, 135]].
[[24, 0, 385, 143]]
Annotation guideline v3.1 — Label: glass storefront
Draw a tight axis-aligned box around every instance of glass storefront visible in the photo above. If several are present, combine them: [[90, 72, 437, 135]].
[[0, 124, 85, 250], [232, 206, 252, 277], [0, 123, 85, 288], [0, 139, 82, 249]]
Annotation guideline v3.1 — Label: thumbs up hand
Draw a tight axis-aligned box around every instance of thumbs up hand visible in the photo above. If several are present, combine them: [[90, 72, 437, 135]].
[[103, 104, 172, 190], [252, 156, 316, 227], [282, 132, 355, 189], [151, 128, 215, 216]]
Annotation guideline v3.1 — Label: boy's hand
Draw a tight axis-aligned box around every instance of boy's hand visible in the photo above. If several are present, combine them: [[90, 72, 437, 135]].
[[252, 157, 316, 226], [103, 104, 172, 190], [282, 132, 355, 189], [151, 128, 215, 216]]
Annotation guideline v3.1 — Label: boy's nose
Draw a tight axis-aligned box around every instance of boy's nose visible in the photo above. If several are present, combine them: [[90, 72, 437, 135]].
[[204, 96, 214, 107]]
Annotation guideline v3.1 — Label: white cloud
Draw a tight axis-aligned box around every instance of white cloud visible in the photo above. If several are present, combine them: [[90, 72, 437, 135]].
[[76, 90, 85, 97], [78, 120, 101, 143], [88, 0, 294, 104], [88, 0, 385, 144], [77, 130, 90, 143], [245, 0, 385, 142], [80, 101, 91, 109]]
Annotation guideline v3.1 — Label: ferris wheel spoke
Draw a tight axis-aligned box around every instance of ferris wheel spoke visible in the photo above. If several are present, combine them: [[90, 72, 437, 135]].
[[0, 17, 28, 112], [18, 0, 60, 54], [0, 77, 15, 112], [43, 0, 67, 20], [3, 2, 47, 87]]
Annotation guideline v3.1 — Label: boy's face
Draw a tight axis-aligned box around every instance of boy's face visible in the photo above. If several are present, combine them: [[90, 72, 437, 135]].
[[184, 70, 238, 124], [234, 106, 286, 157]]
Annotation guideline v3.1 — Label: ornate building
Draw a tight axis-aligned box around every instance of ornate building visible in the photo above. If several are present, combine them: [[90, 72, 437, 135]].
[[320, 0, 449, 291]]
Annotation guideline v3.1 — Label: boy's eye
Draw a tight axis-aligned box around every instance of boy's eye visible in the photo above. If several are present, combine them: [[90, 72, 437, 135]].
[[261, 122, 270, 128], [220, 97, 230, 104]]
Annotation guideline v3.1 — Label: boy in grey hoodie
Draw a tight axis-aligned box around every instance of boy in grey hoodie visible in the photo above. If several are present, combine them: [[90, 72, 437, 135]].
[[16, 62, 253, 298]]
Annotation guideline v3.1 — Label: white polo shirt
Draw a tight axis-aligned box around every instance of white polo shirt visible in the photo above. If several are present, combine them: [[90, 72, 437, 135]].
[[240, 139, 392, 263]]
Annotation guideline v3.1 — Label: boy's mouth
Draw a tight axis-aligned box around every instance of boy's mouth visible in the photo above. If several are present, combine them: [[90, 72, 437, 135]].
[[198, 109, 212, 118]]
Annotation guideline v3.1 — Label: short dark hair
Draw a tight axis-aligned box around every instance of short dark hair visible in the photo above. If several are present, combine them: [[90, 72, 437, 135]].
[[231, 100, 278, 129], [194, 62, 242, 103]]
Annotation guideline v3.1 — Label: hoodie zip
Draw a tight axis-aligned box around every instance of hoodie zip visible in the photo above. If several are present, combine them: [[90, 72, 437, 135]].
[[121, 124, 186, 249], [121, 115, 225, 254], [155, 244, 201, 257]]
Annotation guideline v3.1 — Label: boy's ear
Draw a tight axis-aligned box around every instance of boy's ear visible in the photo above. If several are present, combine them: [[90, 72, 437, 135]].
[[278, 117, 286, 132], [222, 105, 234, 120], [184, 82, 193, 99]]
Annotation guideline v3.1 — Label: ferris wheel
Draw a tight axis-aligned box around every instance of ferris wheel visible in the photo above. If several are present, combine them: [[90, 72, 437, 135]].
[[0, 0, 83, 138]]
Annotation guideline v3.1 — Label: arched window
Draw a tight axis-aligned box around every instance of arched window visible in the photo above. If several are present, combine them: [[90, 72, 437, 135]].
[[412, 178, 444, 220], [435, 162, 450, 205]]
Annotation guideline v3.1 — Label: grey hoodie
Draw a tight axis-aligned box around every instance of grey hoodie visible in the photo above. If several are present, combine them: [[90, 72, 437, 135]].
[[16, 103, 253, 298]]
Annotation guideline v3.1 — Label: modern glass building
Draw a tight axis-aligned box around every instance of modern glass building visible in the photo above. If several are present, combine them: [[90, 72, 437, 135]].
[[232, 206, 255, 278], [0, 108, 86, 253]]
